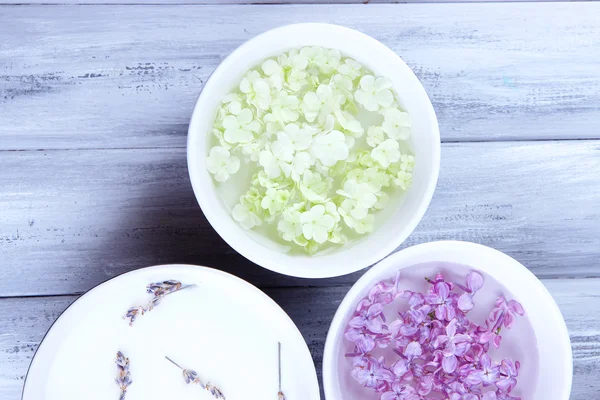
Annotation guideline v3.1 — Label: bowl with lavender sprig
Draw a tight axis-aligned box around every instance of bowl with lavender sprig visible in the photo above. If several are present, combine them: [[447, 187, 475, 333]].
[[323, 241, 572, 400]]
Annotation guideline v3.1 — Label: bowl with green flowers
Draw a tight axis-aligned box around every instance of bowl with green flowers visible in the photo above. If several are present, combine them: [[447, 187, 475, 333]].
[[187, 23, 440, 278]]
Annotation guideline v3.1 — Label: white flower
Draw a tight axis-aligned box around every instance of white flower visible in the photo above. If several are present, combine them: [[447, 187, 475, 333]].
[[241, 135, 267, 162], [261, 59, 284, 90], [302, 84, 335, 123], [279, 48, 308, 71], [291, 151, 312, 182], [211, 128, 231, 150], [206, 146, 240, 182], [280, 123, 313, 151], [300, 46, 325, 66], [259, 137, 294, 179], [315, 48, 341, 75], [324, 201, 341, 224], [355, 75, 394, 112], [400, 154, 415, 172], [338, 59, 363, 80], [277, 210, 303, 242], [366, 126, 385, 147], [299, 170, 328, 203], [222, 108, 260, 144], [371, 139, 401, 168], [374, 192, 389, 210], [260, 188, 290, 216], [337, 179, 378, 211], [232, 203, 262, 230], [361, 167, 388, 192], [395, 170, 413, 190], [353, 214, 374, 234], [338, 199, 374, 234], [278, 50, 309, 91], [264, 91, 300, 124], [382, 108, 411, 140], [300, 205, 335, 244], [239, 70, 272, 110], [334, 106, 364, 136], [311, 130, 349, 167]]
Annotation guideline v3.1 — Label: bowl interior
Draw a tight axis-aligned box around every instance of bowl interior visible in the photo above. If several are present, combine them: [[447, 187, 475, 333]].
[[188, 23, 440, 277], [323, 241, 572, 400]]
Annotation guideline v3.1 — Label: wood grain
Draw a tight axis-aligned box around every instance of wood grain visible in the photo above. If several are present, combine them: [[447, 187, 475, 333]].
[[1, 279, 599, 399], [0, 0, 585, 4], [1, 3, 600, 150], [1, 141, 598, 296]]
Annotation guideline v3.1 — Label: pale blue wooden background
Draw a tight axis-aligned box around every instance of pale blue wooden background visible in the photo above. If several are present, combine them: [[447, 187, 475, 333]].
[[1, 2, 599, 399]]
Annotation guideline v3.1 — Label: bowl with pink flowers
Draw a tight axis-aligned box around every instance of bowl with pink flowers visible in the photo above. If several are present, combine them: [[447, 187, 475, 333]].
[[323, 241, 572, 400]]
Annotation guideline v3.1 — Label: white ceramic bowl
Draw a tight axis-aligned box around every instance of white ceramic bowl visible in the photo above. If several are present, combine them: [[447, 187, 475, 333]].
[[23, 264, 320, 400], [323, 241, 572, 400], [188, 23, 440, 278]]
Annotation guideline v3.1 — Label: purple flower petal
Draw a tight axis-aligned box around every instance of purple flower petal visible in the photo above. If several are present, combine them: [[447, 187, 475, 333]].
[[442, 354, 458, 373], [458, 293, 474, 312], [467, 271, 484, 293]]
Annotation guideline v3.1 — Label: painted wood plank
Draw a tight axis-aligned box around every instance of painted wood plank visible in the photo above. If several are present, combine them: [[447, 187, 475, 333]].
[[1, 141, 598, 296], [1, 279, 599, 399], [1, 3, 599, 150], [0, 0, 586, 4]]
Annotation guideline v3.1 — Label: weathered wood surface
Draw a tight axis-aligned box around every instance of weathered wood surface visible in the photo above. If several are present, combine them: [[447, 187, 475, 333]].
[[0, 0, 586, 3], [1, 141, 599, 296], [1, 279, 599, 399], [2, 3, 600, 150]]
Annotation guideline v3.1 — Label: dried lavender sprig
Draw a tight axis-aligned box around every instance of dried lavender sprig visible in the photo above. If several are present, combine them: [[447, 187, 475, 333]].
[[165, 356, 226, 400], [123, 280, 195, 326], [278, 342, 286, 400], [115, 351, 132, 400]]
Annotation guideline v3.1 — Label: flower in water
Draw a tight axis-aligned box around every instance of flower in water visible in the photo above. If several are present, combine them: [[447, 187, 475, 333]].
[[300, 205, 336, 244], [222, 108, 260, 144], [394, 170, 412, 191], [261, 59, 284, 90], [206, 146, 240, 183], [302, 84, 335, 123], [311, 130, 349, 167], [399, 154, 415, 172], [259, 137, 294, 179], [299, 170, 329, 203], [239, 70, 271, 110], [496, 359, 520, 393], [372, 139, 401, 168], [367, 126, 386, 147], [354, 356, 394, 391], [232, 202, 262, 230], [355, 75, 394, 112], [382, 109, 411, 140], [381, 381, 419, 400], [290, 151, 312, 182], [261, 188, 290, 217], [280, 123, 313, 151], [338, 58, 363, 80], [277, 210, 303, 242]]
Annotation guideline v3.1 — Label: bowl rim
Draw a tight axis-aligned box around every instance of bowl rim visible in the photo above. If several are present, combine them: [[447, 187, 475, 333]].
[[322, 240, 573, 400], [187, 23, 441, 278]]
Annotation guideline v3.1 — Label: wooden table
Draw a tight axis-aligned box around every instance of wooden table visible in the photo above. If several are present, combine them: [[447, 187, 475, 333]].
[[1, 1, 599, 398]]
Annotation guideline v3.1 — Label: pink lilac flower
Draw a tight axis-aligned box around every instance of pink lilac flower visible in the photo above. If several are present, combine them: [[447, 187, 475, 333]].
[[354, 356, 394, 392], [381, 380, 419, 400], [345, 271, 525, 400], [424, 280, 457, 321], [496, 359, 520, 393], [433, 319, 472, 373], [350, 302, 385, 333], [465, 354, 500, 387]]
